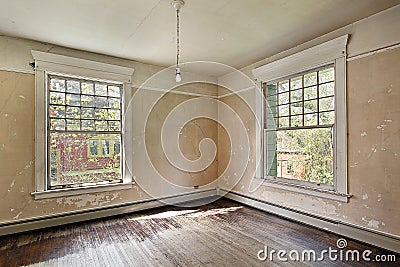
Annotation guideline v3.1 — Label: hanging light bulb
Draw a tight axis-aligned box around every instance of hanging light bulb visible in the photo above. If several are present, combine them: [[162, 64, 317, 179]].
[[175, 67, 182, 82], [172, 0, 184, 82]]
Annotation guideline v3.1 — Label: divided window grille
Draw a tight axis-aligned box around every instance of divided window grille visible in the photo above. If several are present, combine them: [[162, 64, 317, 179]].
[[47, 75, 123, 189], [264, 65, 335, 188]]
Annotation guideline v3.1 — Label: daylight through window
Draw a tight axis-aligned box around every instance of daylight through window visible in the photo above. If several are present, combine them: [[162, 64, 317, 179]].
[[264, 65, 335, 188], [48, 75, 123, 189]]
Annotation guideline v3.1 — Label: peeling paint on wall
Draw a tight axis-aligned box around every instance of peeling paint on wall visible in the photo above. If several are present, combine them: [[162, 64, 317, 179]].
[[362, 216, 381, 229], [55, 192, 121, 209]]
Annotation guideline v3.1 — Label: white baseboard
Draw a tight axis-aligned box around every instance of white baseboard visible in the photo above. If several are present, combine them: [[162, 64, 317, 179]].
[[1, 187, 398, 254], [0, 189, 217, 236], [220, 189, 400, 254]]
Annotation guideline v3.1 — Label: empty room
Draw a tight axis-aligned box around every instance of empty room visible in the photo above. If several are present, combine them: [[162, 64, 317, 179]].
[[0, 0, 399, 266]]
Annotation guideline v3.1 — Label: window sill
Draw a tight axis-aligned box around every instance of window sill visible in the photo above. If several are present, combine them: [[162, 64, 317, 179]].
[[31, 182, 133, 200], [259, 178, 351, 203]]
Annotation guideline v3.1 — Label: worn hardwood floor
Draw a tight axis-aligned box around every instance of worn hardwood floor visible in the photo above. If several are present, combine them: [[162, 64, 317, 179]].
[[0, 197, 398, 266]]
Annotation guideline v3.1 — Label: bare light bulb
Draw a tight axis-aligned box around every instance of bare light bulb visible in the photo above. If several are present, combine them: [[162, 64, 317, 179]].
[[175, 67, 182, 82]]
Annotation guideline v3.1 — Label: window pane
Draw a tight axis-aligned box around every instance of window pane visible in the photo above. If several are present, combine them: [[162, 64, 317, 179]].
[[81, 95, 95, 107], [278, 117, 289, 128], [268, 128, 333, 185], [108, 86, 121, 97], [49, 106, 65, 118], [81, 107, 94, 119], [108, 98, 121, 109], [290, 76, 302, 90], [304, 72, 317, 87], [95, 121, 108, 131], [319, 111, 335, 125], [95, 84, 107, 96], [109, 121, 121, 131], [290, 89, 302, 102], [319, 96, 334, 111], [290, 115, 302, 127], [278, 92, 289, 105], [66, 94, 80, 106], [49, 133, 122, 187], [108, 109, 120, 120], [319, 67, 334, 83], [291, 102, 302, 115], [50, 78, 65, 92], [279, 104, 289, 116], [95, 108, 108, 120], [304, 100, 317, 113], [319, 82, 334, 97], [66, 107, 80, 119], [95, 96, 108, 108], [66, 119, 80, 131], [304, 86, 317, 100], [66, 80, 80, 94], [82, 120, 95, 131], [50, 119, 65, 130], [278, 80, 289, 93], [50, 92, 65, 105], [304, 113, 317, 126], [81, 82, 94, 95]]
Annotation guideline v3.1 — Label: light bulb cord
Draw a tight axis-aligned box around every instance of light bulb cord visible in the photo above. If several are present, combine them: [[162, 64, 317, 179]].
[[176, 9, 180, 70]]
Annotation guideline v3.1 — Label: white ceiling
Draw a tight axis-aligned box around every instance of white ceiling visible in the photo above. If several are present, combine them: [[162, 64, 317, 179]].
[[0, 0, 399, 69]]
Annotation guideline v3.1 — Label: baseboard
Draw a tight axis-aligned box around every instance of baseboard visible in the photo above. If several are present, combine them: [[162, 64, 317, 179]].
[[220, 189, 400, 254], [0, 188, 217, 236], [2, 187, 398, 254]]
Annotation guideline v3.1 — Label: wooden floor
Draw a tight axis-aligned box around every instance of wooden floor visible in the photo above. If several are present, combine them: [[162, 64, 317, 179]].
[[0, 197, 398, 266]]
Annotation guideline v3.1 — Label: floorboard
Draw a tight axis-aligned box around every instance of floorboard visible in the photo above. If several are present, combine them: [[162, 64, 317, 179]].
[[0, 197, 398, 266]]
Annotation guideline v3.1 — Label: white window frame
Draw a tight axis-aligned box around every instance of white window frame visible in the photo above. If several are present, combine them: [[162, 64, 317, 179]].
[[31, 51, 134, 199], [252, 35, 350, 202]]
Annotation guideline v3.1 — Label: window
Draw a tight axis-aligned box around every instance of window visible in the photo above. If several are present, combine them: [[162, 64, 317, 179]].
[[101, 140, 111, 157], [253, 35, 349, 201], [89, 139, 99, 157], [286, 161, 294, 175], [48, 75, 123, 189], [114, 140, 121, 155], [264, 66, 335, 190], [88, 138, 120, 158], [32, 50, 134, 199]]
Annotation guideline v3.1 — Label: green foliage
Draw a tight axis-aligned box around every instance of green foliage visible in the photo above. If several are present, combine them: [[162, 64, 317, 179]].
[[279, 128, 334, 185]]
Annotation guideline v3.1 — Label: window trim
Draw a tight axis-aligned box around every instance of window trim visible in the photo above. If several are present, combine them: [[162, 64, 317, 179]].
[[252, 35, 350, 202], [31, 51, 134, 199]]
